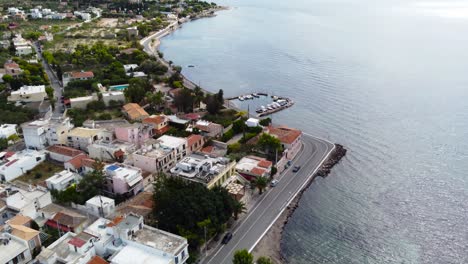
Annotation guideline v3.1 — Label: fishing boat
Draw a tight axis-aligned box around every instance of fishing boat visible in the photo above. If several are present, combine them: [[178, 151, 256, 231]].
[[245, 94, 253, 100], [188, 65, 195, 68], [238, 96, 245, 101]]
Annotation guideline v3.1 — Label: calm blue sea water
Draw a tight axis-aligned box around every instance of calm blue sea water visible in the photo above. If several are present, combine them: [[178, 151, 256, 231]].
[[160, 0, 468, 263]]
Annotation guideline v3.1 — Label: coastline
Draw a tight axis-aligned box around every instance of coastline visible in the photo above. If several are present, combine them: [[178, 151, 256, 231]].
[[252, 145, 347, 263], [141, 8, 348, 263]]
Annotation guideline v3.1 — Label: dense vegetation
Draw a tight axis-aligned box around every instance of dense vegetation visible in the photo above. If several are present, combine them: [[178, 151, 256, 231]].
[[152, 176, 239, 260], [0, 95, 37, 124]]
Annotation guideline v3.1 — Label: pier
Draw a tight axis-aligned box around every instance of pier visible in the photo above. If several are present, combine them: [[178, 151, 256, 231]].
[[227, 92, 294, 117]]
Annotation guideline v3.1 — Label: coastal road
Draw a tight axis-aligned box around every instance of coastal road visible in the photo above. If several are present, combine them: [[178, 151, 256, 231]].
[[203, 134, 335, 264]]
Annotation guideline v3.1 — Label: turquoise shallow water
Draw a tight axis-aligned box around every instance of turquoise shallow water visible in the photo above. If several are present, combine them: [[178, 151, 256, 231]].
[[160, 0, 468, 263]]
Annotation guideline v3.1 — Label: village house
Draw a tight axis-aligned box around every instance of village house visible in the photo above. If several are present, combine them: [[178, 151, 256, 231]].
[[0, 124, 17, 139], [84, 213, 189, 264], [4, 61, 23, 76], [142, 115, 170, 135], [7, 85, 47, 102], [45, 170, 81, 191], [85, 195, 115, 218], [127, 135, 188, 173], [62, 71, 94, 88], [22, 116, 74, 150], [41, 203, 91, 234], [193, 120, 224, 138], [36, 231, 97, 264], [64, 153, 96, 175], [265, 125, 302, 159], [0, 149, 46, 182], [46, 145, 84, 163], [0, 232, 33, 264], [0, 183, 52, 219], [67, 127, 112, 151], [103, 163, 144, 198], [235, 155, 273, 181], [122, 103, 149, 121], [169, 153, 236, 189], [114, 123, 153, 146], [187, 134, 204, 153], [87, 140, 136, 162]]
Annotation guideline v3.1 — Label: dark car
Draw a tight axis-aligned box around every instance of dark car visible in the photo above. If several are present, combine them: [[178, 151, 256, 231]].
[[222, 232, 233, 244], [292, 166, 301, 172]]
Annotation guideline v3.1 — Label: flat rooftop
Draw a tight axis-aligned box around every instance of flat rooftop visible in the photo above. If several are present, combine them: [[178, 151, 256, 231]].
[[170, 153, 231, 184], [0, 234, 28, 264], [133, 225, 187, 256], [134, 139, 172, 158], [68, 127, 103, 138]]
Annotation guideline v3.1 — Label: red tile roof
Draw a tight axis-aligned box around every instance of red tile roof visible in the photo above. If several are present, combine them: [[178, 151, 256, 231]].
[[187, 134, 203, 148], [47, 145, 84, 158], [69, 71, 94, 79], [68, 237, 86, 248], [123, 103, 149, 120], [201, 146, 214, 153], [251, 167, 266, 176], [81, 158, 96, 168], [4, 62, 20, 69], [88, 256, 109, 264], [143, 115, 166, 125], [107, 216, 124, 227], [266, 126, 302, 144], [184, 113, 201, 120], [66, 153, 88, 169], [258, 160, 272, 168]]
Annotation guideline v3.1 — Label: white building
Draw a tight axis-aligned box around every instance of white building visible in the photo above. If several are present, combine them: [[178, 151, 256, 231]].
[[245, 118, 260, 127], [36, 232, 96, 264], [123, 64, 138, 72], [88, 140, 136, 162], [45, 170, 81, 191], [0, 233, 33, 264], [84, 214, 189, 264], [62, 71, 94, 88], [22, 116, 74, 150], [85, 195, 115, 217], [74, 11, 91, 21], [0, 184, 52, 219], [16, 46, 33, 56], [0, 150, 46, 182], [7, 85, 47, 102], [0, 124, 17, 139], [67, 127, 112, 151], [158, 135, 188, 161]]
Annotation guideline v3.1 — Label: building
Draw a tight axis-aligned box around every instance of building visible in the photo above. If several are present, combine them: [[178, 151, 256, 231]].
[[128, 135, 187, 173], [0, 150, 46, 182], [43, 205, 90, 234], [85, 214, 189, 264], [142, 115, 170, 135], [0, 124, 17, 139], [265, 126, 302, 159], [169, 153, 236, 189], [115, 191, 153, 220], [67, 92, 124, 109], [22, 116, 74, 150], [194, 120, 223, 138], [4, 61, 22, 76], [36, 231, 96, 264], [187, 134, 204, 153], [235, 156, 273, 181], [114, 123, 153, 146], [74, 11, 92, 21], [45, 170, 81, 191], [0, 232, 33, 264], [46, 145, 84, 163], [0, 184, 52, 219], [67, 127, 112, 151], [122, 103, 149, 121], [63, 71, 94, 88], [246, 118, 260, 127], [16, 45, 33, 56], [64, 153, 96, 175], [102, 91, 125, 106], [123, 64, 138, 72], [85, 195, 115, 218], [9, 223, 42, 254], [126, 27, 139, 38], [88, 140, 136, 162], [7, 85, 47, 102], [103, 163, 144, 198]]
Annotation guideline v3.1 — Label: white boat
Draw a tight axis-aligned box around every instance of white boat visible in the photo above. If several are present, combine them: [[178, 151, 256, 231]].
[[238, 96, 245, 101], [245, 95, 253, 100], [252, 93, 259, 98]]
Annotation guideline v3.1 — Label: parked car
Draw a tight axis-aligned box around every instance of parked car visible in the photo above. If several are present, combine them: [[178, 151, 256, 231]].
[[270, 179, 279, 187], [292, 166, 301, 172], [222, 232, 233, 244]]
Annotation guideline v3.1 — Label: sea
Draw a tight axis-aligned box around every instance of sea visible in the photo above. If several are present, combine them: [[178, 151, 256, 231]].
[[159, 0, 468, 263]]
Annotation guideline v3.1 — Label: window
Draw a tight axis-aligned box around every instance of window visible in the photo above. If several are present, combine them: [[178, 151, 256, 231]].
[[175, 256, 179, 264]]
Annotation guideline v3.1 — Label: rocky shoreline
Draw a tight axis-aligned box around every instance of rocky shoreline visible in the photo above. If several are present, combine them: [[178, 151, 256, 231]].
[[252, 144, 347, 263]]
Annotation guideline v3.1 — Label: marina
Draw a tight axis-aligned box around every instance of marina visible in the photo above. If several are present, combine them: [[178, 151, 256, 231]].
[[227, 92, 294, 117]]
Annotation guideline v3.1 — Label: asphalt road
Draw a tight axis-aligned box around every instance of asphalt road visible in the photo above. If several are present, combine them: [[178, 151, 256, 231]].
[[203, 134, 335, 264], [34, 42, 64, 117]]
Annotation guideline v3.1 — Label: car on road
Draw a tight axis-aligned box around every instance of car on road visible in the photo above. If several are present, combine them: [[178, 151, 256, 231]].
[[270, 179, 279, 187], [292, 166, 301, 172], [222, 232, 233, 244]]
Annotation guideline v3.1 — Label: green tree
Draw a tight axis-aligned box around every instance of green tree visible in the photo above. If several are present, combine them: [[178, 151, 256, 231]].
[[125, 78, 150, 103], [259, 118, 271, 126], [217, 89, 224, 104], [173, 88, 194, 113], [147, 91, 165, 110], [257, 133, 282, 156], [233, 200, 246, 220], [254, 176, 268, 194], [233, 249, 254, 264], [193, 86, 205, 108], [257, 256, 274, 264], [0, 138, 8, 150], [205, 94, 222, 115], [2, 74, 13, 83]]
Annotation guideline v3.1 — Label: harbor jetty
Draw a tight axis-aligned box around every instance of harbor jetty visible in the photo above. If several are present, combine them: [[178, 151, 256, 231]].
[[227, 93, 294, 117]]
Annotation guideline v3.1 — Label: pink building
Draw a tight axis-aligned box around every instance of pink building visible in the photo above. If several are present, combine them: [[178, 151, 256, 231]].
[[114, 123, 153, 146], [104, 163, 144, 198]]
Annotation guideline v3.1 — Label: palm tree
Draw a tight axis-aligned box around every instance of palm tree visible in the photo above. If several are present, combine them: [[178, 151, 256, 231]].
[[193, 86, 205, 108], [233, 200, 247, 220], [254, 176, 268, 194], [147, 91, 165, 111]]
